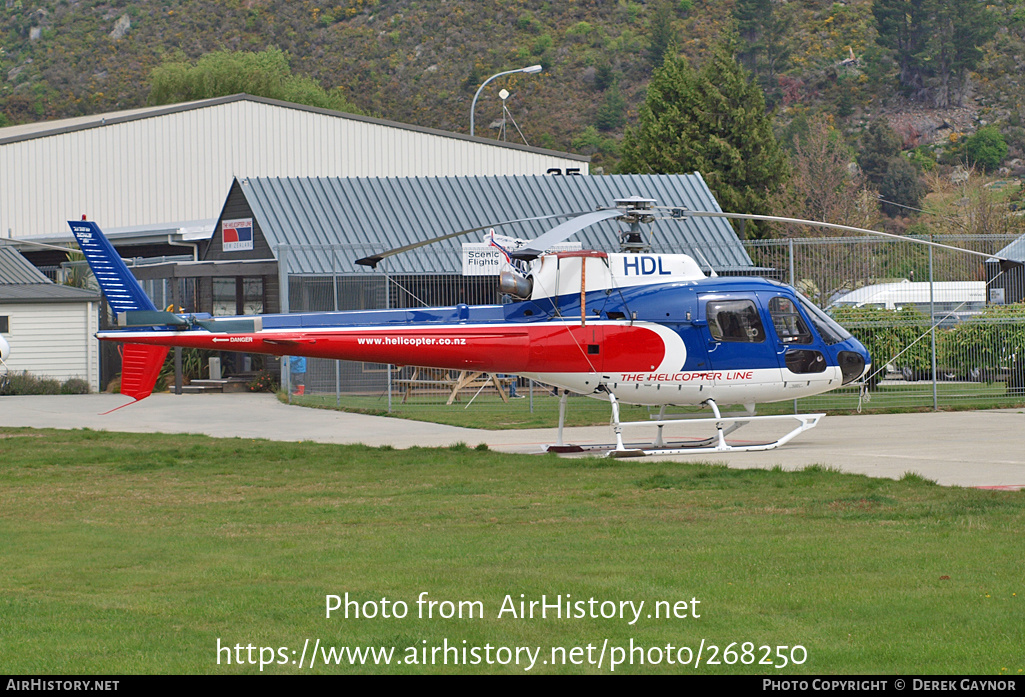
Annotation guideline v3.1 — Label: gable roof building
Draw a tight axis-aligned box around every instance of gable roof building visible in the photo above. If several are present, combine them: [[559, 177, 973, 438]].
[[208, 173, 756, 276], [0, 247, 101, 392]]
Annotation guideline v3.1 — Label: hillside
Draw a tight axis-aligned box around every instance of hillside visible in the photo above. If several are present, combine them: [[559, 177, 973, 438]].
[[2, 0, 1024, 173]]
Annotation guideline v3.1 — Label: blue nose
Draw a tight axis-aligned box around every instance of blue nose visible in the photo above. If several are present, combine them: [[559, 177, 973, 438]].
[[837, 339, 871, 385]]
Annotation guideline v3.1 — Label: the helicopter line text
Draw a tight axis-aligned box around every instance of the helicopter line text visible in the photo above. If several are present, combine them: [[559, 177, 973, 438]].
[[619, 371, 753, 382]]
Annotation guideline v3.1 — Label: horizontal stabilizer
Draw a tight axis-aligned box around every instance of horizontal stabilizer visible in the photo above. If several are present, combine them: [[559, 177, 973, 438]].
[[194, 317, 263, 334], [118, 310, 190, 328], [115, 311, 262, 334]]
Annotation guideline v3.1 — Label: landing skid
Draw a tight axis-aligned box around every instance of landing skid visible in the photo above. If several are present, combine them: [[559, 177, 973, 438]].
[[546, 392, 824, 457]]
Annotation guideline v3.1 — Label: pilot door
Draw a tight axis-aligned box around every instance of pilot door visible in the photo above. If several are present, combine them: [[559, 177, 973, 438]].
[[697, 294, 784, 401], [762, 294, 834, 391]]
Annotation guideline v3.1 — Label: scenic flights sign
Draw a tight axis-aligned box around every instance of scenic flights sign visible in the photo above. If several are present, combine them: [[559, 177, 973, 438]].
[[462, 233, 580, 276]]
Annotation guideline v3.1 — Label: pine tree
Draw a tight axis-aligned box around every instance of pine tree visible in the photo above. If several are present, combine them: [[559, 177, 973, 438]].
[[858, 119, 903, 186], [646, 0, 678, 71], [733, 0, 791, 87], [618, 49, 704, 175], [872, 0, 931, 98], [873, 0, 996, 106], [620, 33, 790, 238]]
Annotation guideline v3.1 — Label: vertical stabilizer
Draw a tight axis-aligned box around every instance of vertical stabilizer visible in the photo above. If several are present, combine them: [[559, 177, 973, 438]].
[[68, 221, 165, 405], [68, 220, 157, 313], [119, 344, 169, 401]]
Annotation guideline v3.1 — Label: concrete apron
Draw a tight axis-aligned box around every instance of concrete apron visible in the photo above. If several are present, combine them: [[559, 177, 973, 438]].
[[1, 393, 1023, 488]]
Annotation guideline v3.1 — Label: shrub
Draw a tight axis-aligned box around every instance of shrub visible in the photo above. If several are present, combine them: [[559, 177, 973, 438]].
[[2, 371, 72, 395], [961, 126, 1009, 172], [60, 378, 91, 394], [828, 306, 931, 384], [248, 370, 279, 393]]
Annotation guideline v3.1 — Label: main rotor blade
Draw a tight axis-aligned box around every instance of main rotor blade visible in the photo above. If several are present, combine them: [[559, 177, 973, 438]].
[[678, 210, 1023, 270], [354, 211, 589, 269], [510, 208, 626, 260]]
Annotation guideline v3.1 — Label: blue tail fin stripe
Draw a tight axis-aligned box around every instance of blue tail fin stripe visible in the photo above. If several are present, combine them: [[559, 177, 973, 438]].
[[67, 221, 157, 313]]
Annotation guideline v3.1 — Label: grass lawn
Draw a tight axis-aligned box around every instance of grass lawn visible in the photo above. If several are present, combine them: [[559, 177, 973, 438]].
[[1, 428, 1023, 674]]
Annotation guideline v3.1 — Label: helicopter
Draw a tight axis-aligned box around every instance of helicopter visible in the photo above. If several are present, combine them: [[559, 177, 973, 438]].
[[67, 198, 897, 456]]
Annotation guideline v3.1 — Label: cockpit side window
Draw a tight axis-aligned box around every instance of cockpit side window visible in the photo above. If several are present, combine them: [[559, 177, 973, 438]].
[[707, 300, 765, 343], [769, 296, 813, 344], [798, 294, 852, 345]]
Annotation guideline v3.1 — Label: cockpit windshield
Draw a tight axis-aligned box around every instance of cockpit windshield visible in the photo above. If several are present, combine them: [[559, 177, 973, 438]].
[[797, 294, 851, 345]]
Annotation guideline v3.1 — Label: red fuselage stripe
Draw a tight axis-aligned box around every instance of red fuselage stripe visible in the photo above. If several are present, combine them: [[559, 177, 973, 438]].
[[101, 323, 670, 373]]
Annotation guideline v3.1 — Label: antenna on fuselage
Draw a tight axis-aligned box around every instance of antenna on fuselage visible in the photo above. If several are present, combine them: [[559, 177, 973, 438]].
[[692, 248, 718, 277]]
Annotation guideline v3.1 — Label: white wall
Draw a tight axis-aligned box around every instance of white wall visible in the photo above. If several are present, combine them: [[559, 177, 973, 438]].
[[0, 98, 587, 239], [1, 302, 99, 392]]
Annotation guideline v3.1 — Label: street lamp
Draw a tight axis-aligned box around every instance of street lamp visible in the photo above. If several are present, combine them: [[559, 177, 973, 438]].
[[470, 64, 542, 137]]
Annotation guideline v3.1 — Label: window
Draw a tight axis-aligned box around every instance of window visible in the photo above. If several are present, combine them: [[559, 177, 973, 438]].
[[769, 297, 812, 344], [785, 349, 827, 374], [0, 316, 8, 333], [707, 300, 765, 343], [798, 294, 851, 345]]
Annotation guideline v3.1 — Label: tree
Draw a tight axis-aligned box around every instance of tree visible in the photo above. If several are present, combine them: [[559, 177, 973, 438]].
[[148, 48, 363, 114], [594, 83, 626, 131], [873, 0, 996, 106], [856, 118, 927, 217], [733, 0, 791, 87], [646, 0, 678, 71], [770, 118, 883, 308], [619, 33, 790, 238], [873, 0, 931, 98], [618, 49, 704, 173], [858, 119, 903, 186], [878, 157, 926, 216], [774, 117, 876, 230]]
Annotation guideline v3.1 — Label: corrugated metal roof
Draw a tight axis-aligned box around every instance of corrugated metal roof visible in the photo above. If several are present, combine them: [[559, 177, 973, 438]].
[[0, 247, 52, 284], [239, 174, 753, 275], [0, 284, 100, 302], [0, 247, 99, 301], [992, 235, 1025, 263]]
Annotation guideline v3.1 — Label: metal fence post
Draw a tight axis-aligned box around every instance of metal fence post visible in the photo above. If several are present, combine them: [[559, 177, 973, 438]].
[[386, 269, 393, 414], [788, 238, 795, 287], [278, 245, 291, 402], [929, 240, 938, 411], [172, 278, 182, 395], [790, 238, 798, 414], [333, 246, 341, 407]]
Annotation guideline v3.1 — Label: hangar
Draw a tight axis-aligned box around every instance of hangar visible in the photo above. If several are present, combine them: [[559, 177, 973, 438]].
[[986, 235, 1025, 304], [0, 92, 588, 242]]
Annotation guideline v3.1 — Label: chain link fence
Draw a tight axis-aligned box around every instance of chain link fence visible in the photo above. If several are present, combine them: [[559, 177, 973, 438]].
[[747, 234, 1025, 413], [271, 236, 1025, 418]]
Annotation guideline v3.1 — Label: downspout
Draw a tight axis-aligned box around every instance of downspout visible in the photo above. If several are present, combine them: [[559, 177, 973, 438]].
[[166, 234, 198, 261]]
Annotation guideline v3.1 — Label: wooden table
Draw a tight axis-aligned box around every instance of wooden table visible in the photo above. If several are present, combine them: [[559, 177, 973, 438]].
[[395, 367, 514, 404]]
